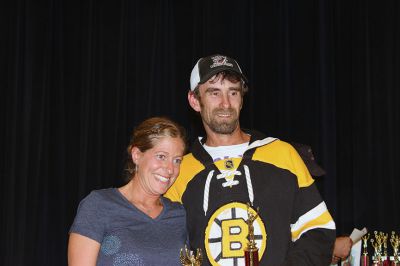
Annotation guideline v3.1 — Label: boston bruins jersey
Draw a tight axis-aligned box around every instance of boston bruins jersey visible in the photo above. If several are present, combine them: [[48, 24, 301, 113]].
[[165, 130, 336, 266]]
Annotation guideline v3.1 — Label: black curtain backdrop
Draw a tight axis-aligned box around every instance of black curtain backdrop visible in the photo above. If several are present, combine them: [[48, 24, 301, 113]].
[[1, 1, 399, 265]]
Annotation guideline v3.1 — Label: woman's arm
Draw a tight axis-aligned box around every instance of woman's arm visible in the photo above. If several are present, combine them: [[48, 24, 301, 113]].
[[68, 233, 100, 266]]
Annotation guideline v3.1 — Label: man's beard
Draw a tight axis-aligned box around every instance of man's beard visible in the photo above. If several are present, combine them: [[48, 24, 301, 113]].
[[202, 108, 239, 134]]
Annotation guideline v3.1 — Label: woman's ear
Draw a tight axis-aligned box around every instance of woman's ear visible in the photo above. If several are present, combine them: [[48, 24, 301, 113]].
[[188, 91, 201, 112], [130, 147, 142, 165]]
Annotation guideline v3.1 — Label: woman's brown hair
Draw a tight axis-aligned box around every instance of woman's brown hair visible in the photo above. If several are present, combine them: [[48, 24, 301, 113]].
[[124, 117, 187, 181]]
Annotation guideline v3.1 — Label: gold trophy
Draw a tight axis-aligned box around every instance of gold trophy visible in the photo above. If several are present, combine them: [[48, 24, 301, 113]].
[[361, 233, 370, 266], [180, 245, 202, 266], [371, 231, 384, 266], [244, 203, 260, 266], [390, 231, 400, 266]]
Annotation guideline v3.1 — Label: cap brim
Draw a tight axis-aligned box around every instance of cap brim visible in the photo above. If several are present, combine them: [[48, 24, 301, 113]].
[[198, 67, 248, 85], [305, 161, 326, 177], [290, 142, 326, 177]]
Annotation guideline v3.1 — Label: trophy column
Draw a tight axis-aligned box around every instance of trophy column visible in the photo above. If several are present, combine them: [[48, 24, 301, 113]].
[[244, 242, 259, 266], [244, 204, 260, 266]]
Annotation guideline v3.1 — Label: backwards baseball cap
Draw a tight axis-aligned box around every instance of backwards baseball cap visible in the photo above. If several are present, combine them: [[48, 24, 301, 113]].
[[291, 142, 326, 177], [190, 54, 248, 91]]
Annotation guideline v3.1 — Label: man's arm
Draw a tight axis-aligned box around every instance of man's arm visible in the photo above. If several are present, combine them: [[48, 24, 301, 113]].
[[283, 183, 336, 265], [331, 236, 353, 264], [283, 229, 336, 265]]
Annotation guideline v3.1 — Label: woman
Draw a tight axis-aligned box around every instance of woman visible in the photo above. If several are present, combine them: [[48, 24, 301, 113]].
[[68, 117, 187, 265]]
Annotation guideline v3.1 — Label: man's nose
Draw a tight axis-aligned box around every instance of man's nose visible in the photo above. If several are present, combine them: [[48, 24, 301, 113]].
[[220, 93, 231, 108]]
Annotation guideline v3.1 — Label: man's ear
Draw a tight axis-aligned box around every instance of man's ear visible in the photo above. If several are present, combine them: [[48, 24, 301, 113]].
[[188, 91, 201, 112]]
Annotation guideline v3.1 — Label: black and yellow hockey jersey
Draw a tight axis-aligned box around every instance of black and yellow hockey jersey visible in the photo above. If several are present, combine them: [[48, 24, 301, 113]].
[[165, 130, 336, 266]]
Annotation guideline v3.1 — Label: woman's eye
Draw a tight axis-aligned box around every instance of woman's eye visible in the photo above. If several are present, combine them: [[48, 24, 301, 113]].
[[156, 154, 166, 160], [173, 158, 182, 165]]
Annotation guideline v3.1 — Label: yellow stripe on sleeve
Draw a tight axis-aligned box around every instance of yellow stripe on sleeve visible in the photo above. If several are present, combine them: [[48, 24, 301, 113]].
[[290, 202, 336, 241]]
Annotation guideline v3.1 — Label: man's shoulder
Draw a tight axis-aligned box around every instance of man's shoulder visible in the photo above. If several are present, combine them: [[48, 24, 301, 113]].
[[180, 152, 205, 175], [248, 136, 294, 155], [251, 139, 314, 187]]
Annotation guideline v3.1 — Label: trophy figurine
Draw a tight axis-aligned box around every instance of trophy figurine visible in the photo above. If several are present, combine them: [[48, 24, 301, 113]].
[[244, 203, 260, 266], [180, 245, 202, 266], [361, 233, 370, 266]]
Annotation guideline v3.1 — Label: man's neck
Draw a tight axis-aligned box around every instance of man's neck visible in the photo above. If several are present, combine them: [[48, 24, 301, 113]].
[[204, 127, 250, 147]]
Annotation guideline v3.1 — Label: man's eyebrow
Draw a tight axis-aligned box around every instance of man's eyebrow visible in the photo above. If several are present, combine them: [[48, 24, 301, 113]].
[[204, 86, 240, 93], [204, 87, 220, 93]]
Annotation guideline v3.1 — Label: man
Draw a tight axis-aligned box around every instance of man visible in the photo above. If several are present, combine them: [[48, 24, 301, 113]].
[[165, 54, 336, 265]]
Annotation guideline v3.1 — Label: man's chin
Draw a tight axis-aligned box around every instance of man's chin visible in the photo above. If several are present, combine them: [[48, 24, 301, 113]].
[[210, 123, 237, 134]]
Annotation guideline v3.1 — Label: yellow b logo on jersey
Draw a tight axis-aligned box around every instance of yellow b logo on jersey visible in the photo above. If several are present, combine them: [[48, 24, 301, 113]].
[[204, 202, 267, 266]]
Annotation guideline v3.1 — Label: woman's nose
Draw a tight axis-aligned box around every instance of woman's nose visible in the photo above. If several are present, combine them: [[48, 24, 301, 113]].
[[165, 161, 173, 175]]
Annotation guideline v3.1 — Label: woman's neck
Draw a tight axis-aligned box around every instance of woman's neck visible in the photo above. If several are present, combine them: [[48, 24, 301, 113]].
[[119, 179, 163, 219]]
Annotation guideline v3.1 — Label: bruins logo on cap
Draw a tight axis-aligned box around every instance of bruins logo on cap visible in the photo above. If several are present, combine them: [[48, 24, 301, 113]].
[[204, 202, 267, 266]]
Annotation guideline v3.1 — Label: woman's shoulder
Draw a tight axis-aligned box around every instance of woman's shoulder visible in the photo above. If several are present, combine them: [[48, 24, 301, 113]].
[[162, 196, 185, 211], [161, 197, 186, 224], [89, 187, 117, 196], [78, 188, 120, 207]]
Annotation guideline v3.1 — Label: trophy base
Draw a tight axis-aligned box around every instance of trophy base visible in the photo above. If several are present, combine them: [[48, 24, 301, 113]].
[[244, 250, 259, 266]]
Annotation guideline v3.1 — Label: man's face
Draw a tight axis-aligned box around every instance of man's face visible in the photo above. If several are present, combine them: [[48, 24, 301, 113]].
[[194, 76, 243, 135]]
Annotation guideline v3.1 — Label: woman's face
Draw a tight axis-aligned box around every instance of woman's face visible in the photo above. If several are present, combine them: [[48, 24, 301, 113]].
[[132, 136, 185, 196]]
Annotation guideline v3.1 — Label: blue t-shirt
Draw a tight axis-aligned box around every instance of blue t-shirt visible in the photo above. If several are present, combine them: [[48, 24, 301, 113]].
[[69, 188, 187, 266]]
